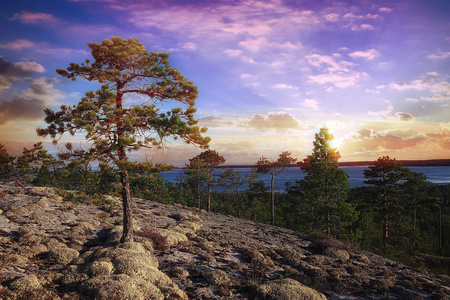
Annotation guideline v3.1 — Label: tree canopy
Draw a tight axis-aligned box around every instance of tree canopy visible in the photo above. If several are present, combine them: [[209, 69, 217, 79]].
[[37, 37, 210, 243], [256, 151, 297, 225], [297, 127, 357, 237]]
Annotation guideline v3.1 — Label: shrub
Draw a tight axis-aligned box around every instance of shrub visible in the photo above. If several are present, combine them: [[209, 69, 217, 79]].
[[311, 232, 360, 254], [135, 228, 168, 250]]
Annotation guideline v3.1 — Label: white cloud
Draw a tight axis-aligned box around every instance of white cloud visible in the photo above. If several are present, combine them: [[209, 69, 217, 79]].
[[271, 83, 296, 89], [240, 73, 257, 79], [301, 99, 320, 110], [241, 111, 300, 131], [379, 7, 394, 13], [306, 54, 354, 73], [309, 71, 368, 88], [239, 37, 267, 52], [0, 39, 34, 50], [223, 49, 243, 57], [428, 49, 450, 60], [368, 104, 394, 118], [351, 24, 375, 31], [325, 13, 339, 22], [349, 49, 380, 60], [10, 11, 57, 24], [420, 94, 450, 102]]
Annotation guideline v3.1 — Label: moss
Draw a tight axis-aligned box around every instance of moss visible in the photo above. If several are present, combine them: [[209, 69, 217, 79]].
[[113, 256, 160, 278], [278, 248, 304, 268], [0, 253, 29, 265], [256, 278, 327, 300], [48, 247, 79, 265], [44, 237, 68, 251], [81, 274, 164, 300], [161, 229, 188, 247], [172, 267, 189, 279], [21, 244, 48, 258], [322, 247, 350, 261], [9, 274, 41, 292], [241, 247, 274, 267], [203, 269, 230, 285], [88, 261, 114, 276]]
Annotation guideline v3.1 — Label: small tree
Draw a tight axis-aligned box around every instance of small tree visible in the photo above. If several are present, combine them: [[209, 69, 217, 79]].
[[0, 144, 15, 179], [256, 151, 296, 226], [298, 127, 357, 237], [219, 168, 259, 217], [37, 37, 210, 243], [363, 156, 408, 243], [15, 142, 62, 186], [186, 150, 225, 212], [363, 156, 434, 251]]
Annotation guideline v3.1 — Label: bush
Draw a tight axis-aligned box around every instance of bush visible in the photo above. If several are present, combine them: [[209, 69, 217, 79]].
[[311, 232, 360, 254], [135, 228, 168, 250]]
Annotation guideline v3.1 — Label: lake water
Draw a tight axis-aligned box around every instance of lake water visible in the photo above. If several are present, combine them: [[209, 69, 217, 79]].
[[161, 166, 450, 191]]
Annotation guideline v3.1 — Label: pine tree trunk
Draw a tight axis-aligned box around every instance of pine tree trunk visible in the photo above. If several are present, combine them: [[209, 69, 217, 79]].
[[271, 174, 275, 226], [207, 185, 211, 212], [120, 168, 133, 243], [236, 188, 240, 218], [197, 180, 201, 209]]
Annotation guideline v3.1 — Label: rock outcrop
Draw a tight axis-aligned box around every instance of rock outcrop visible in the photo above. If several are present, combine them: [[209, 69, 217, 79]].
[[0, 183, 449, 299]]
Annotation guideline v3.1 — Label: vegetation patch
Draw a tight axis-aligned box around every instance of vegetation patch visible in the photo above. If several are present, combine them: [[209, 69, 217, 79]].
[[135, 227, 168, 250]]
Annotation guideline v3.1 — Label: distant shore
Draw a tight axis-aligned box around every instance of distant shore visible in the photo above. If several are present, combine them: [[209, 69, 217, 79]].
[[197, 159, 450, 169]]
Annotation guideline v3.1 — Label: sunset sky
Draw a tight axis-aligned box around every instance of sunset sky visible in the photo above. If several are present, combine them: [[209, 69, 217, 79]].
[[1, 0, 449, 166]]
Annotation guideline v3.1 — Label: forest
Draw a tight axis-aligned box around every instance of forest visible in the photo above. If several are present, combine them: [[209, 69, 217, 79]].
[[1, 130, 449, 275]]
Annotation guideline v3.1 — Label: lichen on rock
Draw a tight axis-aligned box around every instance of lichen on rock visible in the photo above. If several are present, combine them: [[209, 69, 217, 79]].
[[256, 278, 327, 300]]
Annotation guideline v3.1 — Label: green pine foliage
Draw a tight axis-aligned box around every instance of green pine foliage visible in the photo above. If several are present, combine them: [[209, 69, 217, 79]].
[[37, 37, 210, 243], [293, 127, 358, 239]]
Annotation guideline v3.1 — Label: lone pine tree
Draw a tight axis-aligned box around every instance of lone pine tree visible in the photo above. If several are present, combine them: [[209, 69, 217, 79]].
[[256, 151, 297, 226], [37, 37, 210, 243], [298, 127, 357, 237]]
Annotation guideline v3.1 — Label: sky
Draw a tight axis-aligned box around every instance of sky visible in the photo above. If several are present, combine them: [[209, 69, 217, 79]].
[[0, 0, 449, 166]]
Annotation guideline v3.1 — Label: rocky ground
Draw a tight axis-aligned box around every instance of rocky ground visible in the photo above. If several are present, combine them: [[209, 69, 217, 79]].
[[0, 183, 449, 299]]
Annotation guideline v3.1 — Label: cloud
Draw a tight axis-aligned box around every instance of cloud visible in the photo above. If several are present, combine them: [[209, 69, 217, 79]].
[[240, 73, 257, 79], [239, 37, 268, 52], [0, 39, 35, 50], [381, 75, 450, 102], [223, 49, 243, 57], [271, 83, 296, 89], [306, 54, 354, 72], [396, 112, 415, 121], [241, 111, 300, 131], [0, 77, 63, 125], [349, 49, 380, 60], [301, 99, 320, 110], [325, 13, 339, 22], [342, 129, 426, 154], [428, 49, 450, 60], [169, 42, 197, 52], [198, 116, 233, 127], [351, 24, 375, 31], [308, 71, 368, 88], [0, 97, 47, 125], [343, 13, 380, 20], [306, 53, 369, 88], [10, 11, 57, 24], [368, 104, 394, 118], [0, 56, 46, 93], [420, 94, 450, 102], [0, 56, 45, 78], [379, 7, 394, 13], [426, 130, 450, 150]]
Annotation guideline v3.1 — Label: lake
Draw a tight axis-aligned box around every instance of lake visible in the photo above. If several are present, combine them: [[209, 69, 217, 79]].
[[160, 166, 450, 191]]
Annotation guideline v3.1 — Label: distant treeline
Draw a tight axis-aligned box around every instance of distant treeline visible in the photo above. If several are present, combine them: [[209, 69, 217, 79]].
[[193, 159, 450, 169]]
